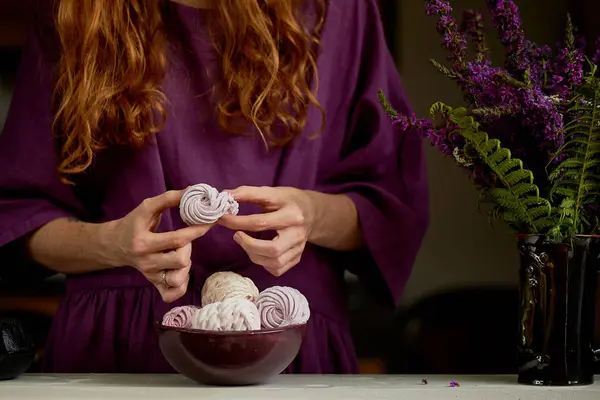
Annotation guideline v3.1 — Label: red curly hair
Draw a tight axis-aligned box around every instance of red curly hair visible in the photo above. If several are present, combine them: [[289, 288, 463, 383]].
[[52, 0, 326, 182]]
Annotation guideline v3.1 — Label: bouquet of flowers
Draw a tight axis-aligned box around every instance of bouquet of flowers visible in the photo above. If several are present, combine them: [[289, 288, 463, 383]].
[[380, 0, 600, 243]]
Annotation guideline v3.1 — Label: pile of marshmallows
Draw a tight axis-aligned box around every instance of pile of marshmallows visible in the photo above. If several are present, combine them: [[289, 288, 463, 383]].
[[162, 184, 310, 331], [161, 270, 310, 331]]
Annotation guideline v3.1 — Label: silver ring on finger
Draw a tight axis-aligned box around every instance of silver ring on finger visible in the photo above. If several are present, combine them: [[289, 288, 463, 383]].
[[162, 270, 170, 288]]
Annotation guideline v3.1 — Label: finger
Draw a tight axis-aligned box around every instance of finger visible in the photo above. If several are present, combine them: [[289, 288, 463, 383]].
[[231, 232, 285, 268], [276, 253, 303, 276], [281, 250, 303, 271], [139, 224, 214, 254], [164, 265, 192, 288], [148, 262, 191, 288], [243, 250, 293, 272], [233, 229, 301, 258], [229, 186, 285, 207], [219, 207, 303, 232], [156, 273, 190, 304], [179, 241, 193, 260], [149, 213, 162, 232], [262, 246, 304, 276], [139, 189, 187, 217], [237, 235, 303, 271], [265, 262, 295, 277], [139, 245, 193, 274]]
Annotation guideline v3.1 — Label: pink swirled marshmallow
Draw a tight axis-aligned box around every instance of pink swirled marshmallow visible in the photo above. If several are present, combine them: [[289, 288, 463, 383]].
[[179, 183, 239, 225], [161, 305, 196, 329], [256, 286, 310, 329]]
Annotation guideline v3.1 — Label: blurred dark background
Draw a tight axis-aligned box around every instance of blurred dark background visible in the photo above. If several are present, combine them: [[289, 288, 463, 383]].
[[1, 0, 599, 375]]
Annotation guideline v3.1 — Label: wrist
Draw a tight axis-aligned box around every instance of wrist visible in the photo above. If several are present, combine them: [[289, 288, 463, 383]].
[[303, 190, 326, 244], [95, 219, 124, 268], [303, 190, 363, 250]]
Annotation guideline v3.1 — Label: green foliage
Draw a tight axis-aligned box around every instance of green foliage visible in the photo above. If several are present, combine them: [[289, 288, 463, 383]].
[[378, 90, 399, 119], [429, 59, 460, 80], [378, 5, 600, 244], [429, 102, 560, 237], [379, 76, 600, 243], [470, 106, 513, 117], [547, 61, 600, 239]]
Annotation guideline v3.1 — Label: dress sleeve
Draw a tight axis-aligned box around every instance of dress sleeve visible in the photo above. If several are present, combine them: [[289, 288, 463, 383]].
[[0, 13, 87, 277], [316, 0, 430, 307]]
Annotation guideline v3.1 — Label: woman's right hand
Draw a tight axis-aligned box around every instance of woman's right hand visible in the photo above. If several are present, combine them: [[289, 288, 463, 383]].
[[105, 189, 213, 303]]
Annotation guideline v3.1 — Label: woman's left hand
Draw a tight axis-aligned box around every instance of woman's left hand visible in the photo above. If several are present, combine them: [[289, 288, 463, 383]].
[[218, 186, 316, 276]]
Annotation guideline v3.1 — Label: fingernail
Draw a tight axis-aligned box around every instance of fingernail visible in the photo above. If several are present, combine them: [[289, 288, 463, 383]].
[[233, 232, 241, 242]]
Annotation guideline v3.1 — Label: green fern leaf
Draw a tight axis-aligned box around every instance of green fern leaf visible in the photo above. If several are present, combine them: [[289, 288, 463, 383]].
[[549, 74, 600, 238], [429, 102, 554, 234]]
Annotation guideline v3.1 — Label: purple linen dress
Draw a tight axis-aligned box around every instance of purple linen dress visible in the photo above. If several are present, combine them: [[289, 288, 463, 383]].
[[0, 0, 429, 373]]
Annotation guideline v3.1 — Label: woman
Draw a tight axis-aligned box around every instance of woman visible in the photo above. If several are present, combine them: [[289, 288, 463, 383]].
[[0, 0, 429, 373]]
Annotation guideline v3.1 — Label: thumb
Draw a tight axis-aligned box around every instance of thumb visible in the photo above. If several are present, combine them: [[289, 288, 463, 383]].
[[140, 188, 188, 216]]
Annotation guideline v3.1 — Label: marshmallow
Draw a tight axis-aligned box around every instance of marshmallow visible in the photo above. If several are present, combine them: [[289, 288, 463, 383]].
[[179, 183, 239, 225], [161, 306, 196, 329], [256, 286, 310, 329], [192, 298, 260, 331], [201, 271, 259, 307]]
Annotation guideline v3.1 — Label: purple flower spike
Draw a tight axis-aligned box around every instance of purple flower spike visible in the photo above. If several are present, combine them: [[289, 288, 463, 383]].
[[485, 0, 527, 74], [522, 41, 553, 86], [425, 0, 469, 69], [391, 112, 461, 157], [461, 10, 487, 61], [551, 17, 585, 100]]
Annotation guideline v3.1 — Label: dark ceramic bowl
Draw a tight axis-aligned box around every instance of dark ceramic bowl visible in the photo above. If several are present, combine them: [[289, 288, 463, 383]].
[[156, 323, 307, 386]]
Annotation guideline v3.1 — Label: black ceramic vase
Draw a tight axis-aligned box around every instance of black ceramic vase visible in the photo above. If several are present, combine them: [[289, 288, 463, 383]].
[[517, 235, 600, 386]]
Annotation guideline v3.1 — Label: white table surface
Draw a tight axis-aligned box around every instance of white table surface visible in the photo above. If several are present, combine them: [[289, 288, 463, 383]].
[[0, 374, 599, 399]]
